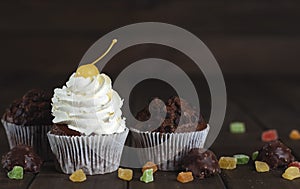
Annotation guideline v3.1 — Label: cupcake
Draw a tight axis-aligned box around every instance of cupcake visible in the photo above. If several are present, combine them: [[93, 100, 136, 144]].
[[47, 39, 129, 175], [1, 89, 53, 160], [131, 96, 209, 171]]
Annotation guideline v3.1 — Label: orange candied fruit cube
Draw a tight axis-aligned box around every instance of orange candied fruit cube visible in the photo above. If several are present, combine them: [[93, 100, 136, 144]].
[[289, 130, 300, 140], [142, 161, 158, 173], [177, 172, 194, 183]]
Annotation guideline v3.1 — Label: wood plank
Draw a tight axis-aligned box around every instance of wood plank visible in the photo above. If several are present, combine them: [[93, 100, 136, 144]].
[[0, 168, 35, 189], [1, 36, 300, 90], [227, 79, 300, 159], [0, 1, 300, 35], [262, 79, 300, 113], [28, 162, 127, 189], [211, 97, 300, 188], [129, 168, 226, 189]]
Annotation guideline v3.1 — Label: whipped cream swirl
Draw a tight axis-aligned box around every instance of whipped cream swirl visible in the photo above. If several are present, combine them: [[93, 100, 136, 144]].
[[52, 73, 126, 135]]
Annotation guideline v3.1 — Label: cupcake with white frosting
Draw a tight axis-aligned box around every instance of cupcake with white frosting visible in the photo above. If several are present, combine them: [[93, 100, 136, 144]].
[[47, 39, 129, 175]]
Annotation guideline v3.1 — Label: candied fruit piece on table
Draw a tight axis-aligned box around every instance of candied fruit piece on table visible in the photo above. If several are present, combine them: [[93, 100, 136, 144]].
[[289, 161, 300, 169], [69, 169, 87, 183], [261, 129, 278, 142], [230, 122, 246, 133], [140, 169, 154, 183], [7, 166, 23, 180], [233, 154, 250, 165], [289, 129, 300, 140], [252, 151, 259, 161], [118, 168, 133, 181], [219, 157, 237, 170], [282, 166, 300, 180], [142, 161, 158, 173], [177, 172, 194, 183], [255, 161, 270, 172]]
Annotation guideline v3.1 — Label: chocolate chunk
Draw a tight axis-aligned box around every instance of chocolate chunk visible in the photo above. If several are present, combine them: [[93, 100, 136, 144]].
[[1, 145, 42, 173], [135, 96, 207, 133], [182, 148, 221, 179], [257, 140, 295, 169], [2, 89, 53, 125], [50, 124, 81, 136]]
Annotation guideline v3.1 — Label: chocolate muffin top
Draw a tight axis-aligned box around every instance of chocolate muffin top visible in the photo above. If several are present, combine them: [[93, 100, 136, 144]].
[[256, 140, 295, 169], [2, 89, 53, 125], [50, 123, 81, 136], [1, 144, 42, 173], [135, 96, 207, 133], [181, 148, 221, 179]]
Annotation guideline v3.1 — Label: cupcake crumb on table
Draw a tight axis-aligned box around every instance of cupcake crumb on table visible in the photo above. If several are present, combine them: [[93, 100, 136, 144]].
[[256, 140, 295, 169], [1, 144, 42, 173], [181, 148, 221, 179]]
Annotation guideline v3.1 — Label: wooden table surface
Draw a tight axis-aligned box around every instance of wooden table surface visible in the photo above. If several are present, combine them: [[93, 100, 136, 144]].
[[0, 78, 299, 189]]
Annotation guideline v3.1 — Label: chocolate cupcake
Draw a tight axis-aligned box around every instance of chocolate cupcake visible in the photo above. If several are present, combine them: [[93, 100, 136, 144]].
[[47, 70, 128, 175], [1, 89, 53, 160], [131, 96, 209, 171], [182, 148, 220, 179], [256, 140, 295, 169], [2, 144, 42, 173]]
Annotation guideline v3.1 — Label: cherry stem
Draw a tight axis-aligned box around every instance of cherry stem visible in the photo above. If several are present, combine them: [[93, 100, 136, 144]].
[[91, 39, 118, 65]]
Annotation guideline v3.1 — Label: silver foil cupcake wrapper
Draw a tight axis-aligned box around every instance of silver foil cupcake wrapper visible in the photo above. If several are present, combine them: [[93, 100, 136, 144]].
[[1, 120, 53, 161], [47, 128, 129, 175], [130, 125, 209, 171]]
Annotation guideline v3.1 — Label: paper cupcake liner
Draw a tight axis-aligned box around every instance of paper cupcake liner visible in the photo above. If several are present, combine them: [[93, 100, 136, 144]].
[[130, 125, 209, 171], [1, 119, 53, 161], [47, 128, 129, 175]]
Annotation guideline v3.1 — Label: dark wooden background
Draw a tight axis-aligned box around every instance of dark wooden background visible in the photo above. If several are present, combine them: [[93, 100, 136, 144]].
[[0, 0, 300, 188]]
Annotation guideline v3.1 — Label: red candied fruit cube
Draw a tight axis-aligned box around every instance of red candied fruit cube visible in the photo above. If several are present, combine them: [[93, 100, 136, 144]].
[[289, 162, 300, 170], [261, 129, 278, 142]]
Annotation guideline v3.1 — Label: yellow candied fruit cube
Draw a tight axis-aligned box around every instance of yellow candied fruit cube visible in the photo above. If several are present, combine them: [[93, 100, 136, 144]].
[[289, 130, 300, 140], [282, 166, 300, 180], [177, 172, 194, 183], [255, 161, 270, 172], [118, 168, 133, 181], [69, 169, 87, 182], [142, 161, 158, 173], [219, 157, 237, 170]]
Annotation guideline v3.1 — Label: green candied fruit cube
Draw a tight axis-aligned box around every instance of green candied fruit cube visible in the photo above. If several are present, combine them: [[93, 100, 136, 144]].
[[7, 166, 24, 180], [233, 154, 250, 165], [140, 168, 154, 183], [252, 151, 259, 161], [230, 122, 246, 133]]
